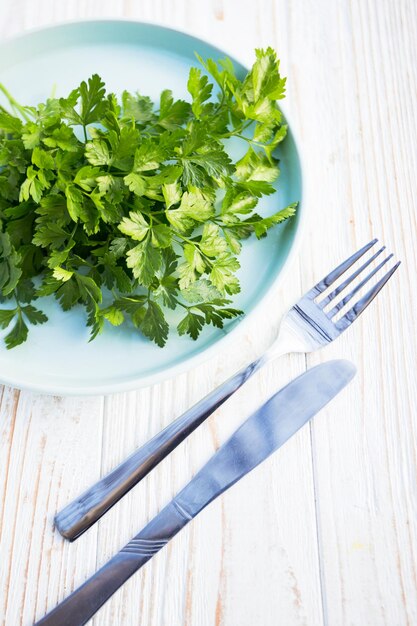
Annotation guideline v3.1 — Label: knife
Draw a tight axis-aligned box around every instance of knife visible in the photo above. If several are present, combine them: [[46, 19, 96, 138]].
[[35, 359, 356, 626]]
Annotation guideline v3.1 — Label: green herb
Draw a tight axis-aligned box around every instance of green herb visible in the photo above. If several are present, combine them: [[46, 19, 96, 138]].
[[0, 47, 297, 349]]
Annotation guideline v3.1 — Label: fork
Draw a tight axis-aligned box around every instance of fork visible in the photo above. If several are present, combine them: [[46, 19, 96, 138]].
[[55, 239, 400, 541]]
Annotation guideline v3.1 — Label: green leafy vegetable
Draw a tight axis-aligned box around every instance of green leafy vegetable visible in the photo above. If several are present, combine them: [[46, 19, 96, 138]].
[[0, 47, 297, 349]]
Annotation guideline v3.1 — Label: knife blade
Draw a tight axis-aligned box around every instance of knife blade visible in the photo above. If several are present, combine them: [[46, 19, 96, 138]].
[[35, 359, 356, 626]]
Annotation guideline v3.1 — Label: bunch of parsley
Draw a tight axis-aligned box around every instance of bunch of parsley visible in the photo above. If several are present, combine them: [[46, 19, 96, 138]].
[[0, 47, 297, 349]]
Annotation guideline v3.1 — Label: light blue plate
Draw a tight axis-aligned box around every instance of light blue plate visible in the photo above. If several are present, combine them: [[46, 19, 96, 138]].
[[0, 21, 303, 395]]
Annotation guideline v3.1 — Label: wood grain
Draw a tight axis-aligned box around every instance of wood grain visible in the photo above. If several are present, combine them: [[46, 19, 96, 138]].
[[0, 0, 416, 625]]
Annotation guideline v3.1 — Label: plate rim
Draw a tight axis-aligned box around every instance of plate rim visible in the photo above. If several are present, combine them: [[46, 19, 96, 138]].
[[0, 19, 306, 396]]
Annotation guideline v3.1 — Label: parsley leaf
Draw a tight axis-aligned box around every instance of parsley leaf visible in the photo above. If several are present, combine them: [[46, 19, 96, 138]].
[[4, 313, 28, 349], [210, 254, 241, 294], [138, 299, 169, 347], [118, 211, 150, 241], [0, 47, 297, 349], [187, 68, 213, 119], [126, 237, 162, 286], [0, 230, 22, 295]]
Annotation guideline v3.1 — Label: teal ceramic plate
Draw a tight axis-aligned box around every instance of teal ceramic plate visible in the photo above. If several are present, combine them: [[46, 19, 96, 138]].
[[0, 21, 303, 395]]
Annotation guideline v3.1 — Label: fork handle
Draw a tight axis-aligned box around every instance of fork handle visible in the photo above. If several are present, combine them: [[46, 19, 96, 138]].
[[55, 355, 266, 541]]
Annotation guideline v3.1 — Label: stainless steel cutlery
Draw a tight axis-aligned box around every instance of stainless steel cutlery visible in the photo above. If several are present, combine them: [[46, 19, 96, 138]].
[[55, 239, 400, 541], [36, 360, 356, 626]]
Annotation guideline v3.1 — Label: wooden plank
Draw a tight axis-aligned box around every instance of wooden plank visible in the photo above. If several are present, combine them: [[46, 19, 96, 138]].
[[284, 0, 417, 623], [0, 391, 104, 625], [319, 0, 417, 620]]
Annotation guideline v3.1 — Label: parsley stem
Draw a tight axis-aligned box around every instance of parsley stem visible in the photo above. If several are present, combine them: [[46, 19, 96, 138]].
[[232, 134, 267, 148], [171, 297, 189, 310], [213, 92, 226, 115], [218, 121, 252, 139], [0, 83, 32, 122], [13, 293, 23, 319], [172, 235, 213, 267], [172, 232, 193, 245]]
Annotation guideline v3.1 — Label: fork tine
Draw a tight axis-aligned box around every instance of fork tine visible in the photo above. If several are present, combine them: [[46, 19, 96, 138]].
[[319, 246, 386, 309], [306, 239, 378, 298], [336, 261, 401, 331], [327, 253, 394, 318]]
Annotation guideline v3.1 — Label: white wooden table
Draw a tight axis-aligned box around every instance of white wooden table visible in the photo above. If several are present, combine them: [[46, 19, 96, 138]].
[[0, 2, 416, 625]]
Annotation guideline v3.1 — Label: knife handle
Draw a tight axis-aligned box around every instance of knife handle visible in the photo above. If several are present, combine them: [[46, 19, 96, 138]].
[[36, 500, 190, 626], [55, 356, 265, 541]]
